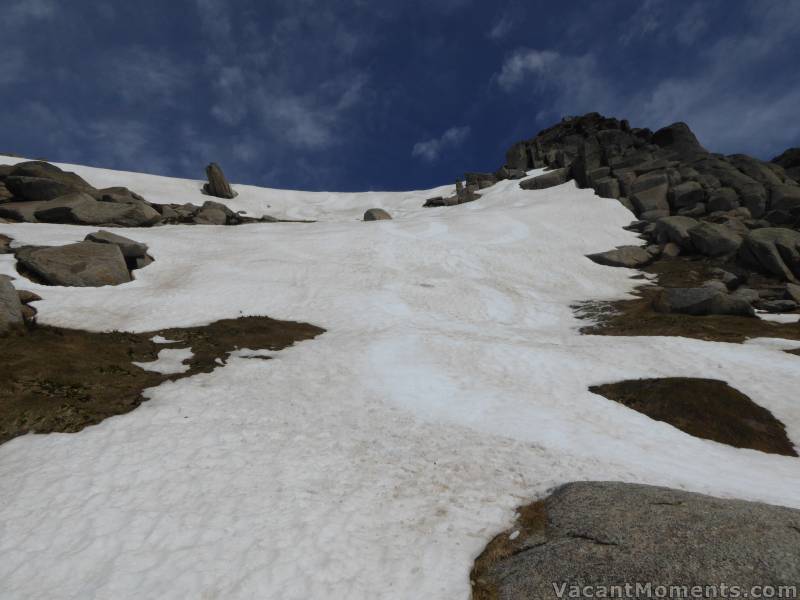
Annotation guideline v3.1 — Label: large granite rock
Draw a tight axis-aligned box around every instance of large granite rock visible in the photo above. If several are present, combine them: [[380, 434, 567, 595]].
[[203, 163, 237, 199], [84, 230, 148, 259], [653, 286, 754, 316], [739, 228, 800, 282], [688, 221, 743, 256], [630, 173, 670, 218], [34, 193, 161, 227], [193, 200, 237, 225], [771, 147, 800, 182], [15, 242, 131, 287], [477, 481, 800, 600], [0, 275, 23, 334], [586, 246, 653, 268], [3, 161, 93, 201], [363, 208, 392, 221], [654, 215, 698, 247], [519, 168, 571, 190]]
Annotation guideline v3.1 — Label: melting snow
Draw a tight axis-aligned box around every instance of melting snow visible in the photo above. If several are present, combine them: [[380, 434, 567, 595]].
[[1, 162, 799, 599], [133, 348, 194, 374]]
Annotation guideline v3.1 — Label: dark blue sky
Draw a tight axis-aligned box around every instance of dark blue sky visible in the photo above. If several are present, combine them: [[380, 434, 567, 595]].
[[2, 0, 799, 191]]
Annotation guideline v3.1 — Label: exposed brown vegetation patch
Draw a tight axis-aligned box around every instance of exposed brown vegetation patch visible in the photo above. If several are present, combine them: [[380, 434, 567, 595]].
[[471, 501, 547, 600], [589, 378, 796, 456], [0, 316, 324, 446], [576, 256, 800, 344]]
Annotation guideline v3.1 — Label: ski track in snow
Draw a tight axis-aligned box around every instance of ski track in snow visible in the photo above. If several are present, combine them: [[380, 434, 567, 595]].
[[1, 161, 799, 599]]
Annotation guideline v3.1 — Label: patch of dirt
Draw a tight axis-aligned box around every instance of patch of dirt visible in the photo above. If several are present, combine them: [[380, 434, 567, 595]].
[[589, 378, 797, 457], [0, 317, 324, 446], [471, 500, 547, 600], [576, 256, 800, 344]]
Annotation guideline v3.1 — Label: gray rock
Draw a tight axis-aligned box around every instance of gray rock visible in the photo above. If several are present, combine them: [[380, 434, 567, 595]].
[[688, 222, 743, 256], [758, 299, 798, 313], [0, 274, 24, 333], [594, 177, 620, 199], [482, 482, 800, 600], [3, 162, 93, 202], [84, 230, 148, 258], [710, 268, 741, 289], [423, 196, 446, 207], [0, 233, 11, 254], [203, 163, 237, 199], [654, 216, 699, 247], [4, 176, 81, 202], [771, 185, 800, 213], [586, 167, 611, 186], [739, 228, 800, 282], [34, 193, 162, 227], [639, 209, 670, 222], [676, 203, 706, 217], [706, 187, 739, 212], [17, 290, 42, 304], [505, 142, 530, 171], [731, 287, 761, 304], [586, 246, 652, 268], [15, 242, 131, 287], [194, 200, 235, 225], [652, 122, 708, 156], [661, 242, 681, 257], [653, 287, 754, 316], [519, 168, 571, 190], [0, 201, 42, 222], [630, 172, 669, 216], [786, 283, 800, 303], [495, 166, 527, 180], [466, 172, 498, 189], [670, 180, 705, 210], [9, 161, 91, 190], [363, 208, 392, 221]]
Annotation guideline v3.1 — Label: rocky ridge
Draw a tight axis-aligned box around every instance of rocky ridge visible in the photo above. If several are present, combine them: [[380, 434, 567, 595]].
[[463, 113, 800, 318], [0, 160, 274, 227]]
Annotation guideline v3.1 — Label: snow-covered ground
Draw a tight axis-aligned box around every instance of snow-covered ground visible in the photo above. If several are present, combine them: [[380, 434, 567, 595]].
[[1, 162, 799, 599]]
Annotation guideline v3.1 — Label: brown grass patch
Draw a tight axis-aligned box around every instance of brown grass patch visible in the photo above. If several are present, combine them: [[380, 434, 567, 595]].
[[0, 316, 324, 445], [589, 377, 796, 456]]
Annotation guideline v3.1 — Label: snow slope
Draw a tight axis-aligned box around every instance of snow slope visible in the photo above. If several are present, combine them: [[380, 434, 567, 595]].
[[1, 163, 799, 599]]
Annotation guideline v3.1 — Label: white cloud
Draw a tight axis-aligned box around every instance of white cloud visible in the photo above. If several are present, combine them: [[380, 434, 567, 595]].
[[493, 3, 800, 158], [7, 0, 56, 23], [620, 0, 663, 45], [488, 15, 513, 40], [412, 126, 471, 162], [496, 49, 560, 91]]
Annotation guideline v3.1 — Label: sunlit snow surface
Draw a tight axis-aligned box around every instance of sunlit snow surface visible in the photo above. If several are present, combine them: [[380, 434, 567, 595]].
[[1, 161, 800, 599], [133, 348, 194, 374]]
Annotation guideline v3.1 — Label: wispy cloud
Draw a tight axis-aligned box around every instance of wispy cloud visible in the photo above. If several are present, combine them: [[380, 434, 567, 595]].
[[7, 0, 56, 23], [494, 3, 800, 157], [488, 15, 513, 40], [102, 47, 193, 106], [412, 126, 471, 162], [496, 49, 560, 91]]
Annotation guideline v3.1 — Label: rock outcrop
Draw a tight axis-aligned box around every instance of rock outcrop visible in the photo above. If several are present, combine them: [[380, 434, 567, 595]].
[[84, 230, 153, 270], [772, 147, 800, 182], [0, 275, 23, 334], [363, 208, 392, 221], [473, 482, 800, 600], [15, 242, 132, 287], [203, 163, 237, 199]]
